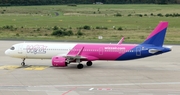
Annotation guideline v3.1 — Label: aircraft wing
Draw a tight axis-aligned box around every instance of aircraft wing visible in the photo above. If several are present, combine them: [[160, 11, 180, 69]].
[[62, 54, 86, 59], [58, 46, 99, 61], [59, 54, 99, 61], [117, 37, 124, 44]]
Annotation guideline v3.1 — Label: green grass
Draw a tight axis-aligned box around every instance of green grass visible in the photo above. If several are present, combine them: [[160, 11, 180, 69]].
[[0, 4, 180, 44]]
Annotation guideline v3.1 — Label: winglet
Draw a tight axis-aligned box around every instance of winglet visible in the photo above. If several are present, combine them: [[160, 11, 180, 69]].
[[76, 47, 84, 56], [142, 21, 168, 47], [117, 37, 124, 45]]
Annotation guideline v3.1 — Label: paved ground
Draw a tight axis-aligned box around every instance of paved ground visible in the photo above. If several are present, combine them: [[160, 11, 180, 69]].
[[0, 40, 180, 95]]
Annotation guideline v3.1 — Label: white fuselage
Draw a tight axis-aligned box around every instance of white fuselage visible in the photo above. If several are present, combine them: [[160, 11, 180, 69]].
[[5, 43, 76, 59]]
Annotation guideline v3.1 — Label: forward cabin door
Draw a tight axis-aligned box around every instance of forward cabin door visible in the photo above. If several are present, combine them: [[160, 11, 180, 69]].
[[18, 44, 23, 54], [18, 44, 26, 58]]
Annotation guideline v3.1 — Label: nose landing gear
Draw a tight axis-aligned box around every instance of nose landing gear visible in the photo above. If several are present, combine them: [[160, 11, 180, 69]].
[[21, 58, 25, 66]]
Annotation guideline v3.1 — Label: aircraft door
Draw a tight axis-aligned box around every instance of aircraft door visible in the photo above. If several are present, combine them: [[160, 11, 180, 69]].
[[136, 46, 141, 56], [99, 47, 103, 55], [18, 44, 26, 58], [18, 44, 23, 54]]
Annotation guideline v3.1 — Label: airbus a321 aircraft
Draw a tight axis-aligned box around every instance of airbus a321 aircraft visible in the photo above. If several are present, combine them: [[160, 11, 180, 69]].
[[5, 21, 172, 69]]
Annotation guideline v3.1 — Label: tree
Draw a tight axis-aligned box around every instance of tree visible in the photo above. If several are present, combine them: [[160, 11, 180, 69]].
[[0, 0, 178, 5]]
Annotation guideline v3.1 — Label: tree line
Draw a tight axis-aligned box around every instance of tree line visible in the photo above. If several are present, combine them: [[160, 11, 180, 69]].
[[0, 0, 179, 6]]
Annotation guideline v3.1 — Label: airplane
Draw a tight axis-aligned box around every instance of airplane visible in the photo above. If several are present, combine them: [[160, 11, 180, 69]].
[[5, 21, 172, 69]]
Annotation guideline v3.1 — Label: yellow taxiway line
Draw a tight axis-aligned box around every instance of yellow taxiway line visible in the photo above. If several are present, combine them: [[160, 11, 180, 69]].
[[0, 65, 48, 70]]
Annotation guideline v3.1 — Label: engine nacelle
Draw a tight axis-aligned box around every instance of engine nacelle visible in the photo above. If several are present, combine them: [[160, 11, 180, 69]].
[[52, 56, 67, 67]]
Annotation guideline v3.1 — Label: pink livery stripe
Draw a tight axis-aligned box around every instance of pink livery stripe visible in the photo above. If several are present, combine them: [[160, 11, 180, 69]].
[[67, 44, 137, 61]]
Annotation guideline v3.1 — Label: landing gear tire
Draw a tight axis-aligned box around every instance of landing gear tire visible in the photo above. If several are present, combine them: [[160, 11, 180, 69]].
[[21, 62, 25, 66], [65, 62, 68, 66], [77, 64, 84, 69], [21, 58, 26, 66], [86, 61, 92, 66]]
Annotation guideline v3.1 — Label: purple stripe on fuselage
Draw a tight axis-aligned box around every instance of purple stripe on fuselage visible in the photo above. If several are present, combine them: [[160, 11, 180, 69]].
[[67, 44, 137, 61], [142, 28, 167, 46]]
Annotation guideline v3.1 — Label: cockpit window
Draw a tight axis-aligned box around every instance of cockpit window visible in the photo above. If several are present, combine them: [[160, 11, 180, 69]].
[[10, 47, 15, 50]]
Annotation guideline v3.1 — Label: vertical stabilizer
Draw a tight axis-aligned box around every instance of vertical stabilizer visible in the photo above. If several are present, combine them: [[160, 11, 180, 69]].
[[142, 21, 168, 47]]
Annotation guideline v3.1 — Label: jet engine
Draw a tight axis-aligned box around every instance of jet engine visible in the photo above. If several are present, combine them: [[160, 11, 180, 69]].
[[52, 56, 67, 67]]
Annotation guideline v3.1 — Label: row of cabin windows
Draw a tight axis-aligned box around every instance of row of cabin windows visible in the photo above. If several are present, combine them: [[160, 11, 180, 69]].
[[23, 48, 135, 52]]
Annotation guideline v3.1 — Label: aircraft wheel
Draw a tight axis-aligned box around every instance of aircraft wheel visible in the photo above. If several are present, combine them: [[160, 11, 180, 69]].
[[21, 58, 26, 66], [86, 61, 92, 66], [77, 64, 84, 69], [65, 62, 68, 66], [21, 62, 25, 66]]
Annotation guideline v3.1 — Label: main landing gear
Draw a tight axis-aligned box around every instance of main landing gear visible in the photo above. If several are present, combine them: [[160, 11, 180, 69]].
[[86, 61, 92, 66], [21, 58, 26, 66], [77, 64, 84, 69], [76, 60, 93, 69]]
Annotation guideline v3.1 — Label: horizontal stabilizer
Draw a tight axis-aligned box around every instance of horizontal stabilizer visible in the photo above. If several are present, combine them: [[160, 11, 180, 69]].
[[163, 45, 173, 49]]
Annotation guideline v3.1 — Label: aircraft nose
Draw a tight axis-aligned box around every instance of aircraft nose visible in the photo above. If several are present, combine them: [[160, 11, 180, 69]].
[[5, 49, 10, 55]]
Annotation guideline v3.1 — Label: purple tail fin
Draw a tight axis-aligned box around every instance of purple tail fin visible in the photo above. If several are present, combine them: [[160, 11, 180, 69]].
[[142, 21, 168, 47]]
